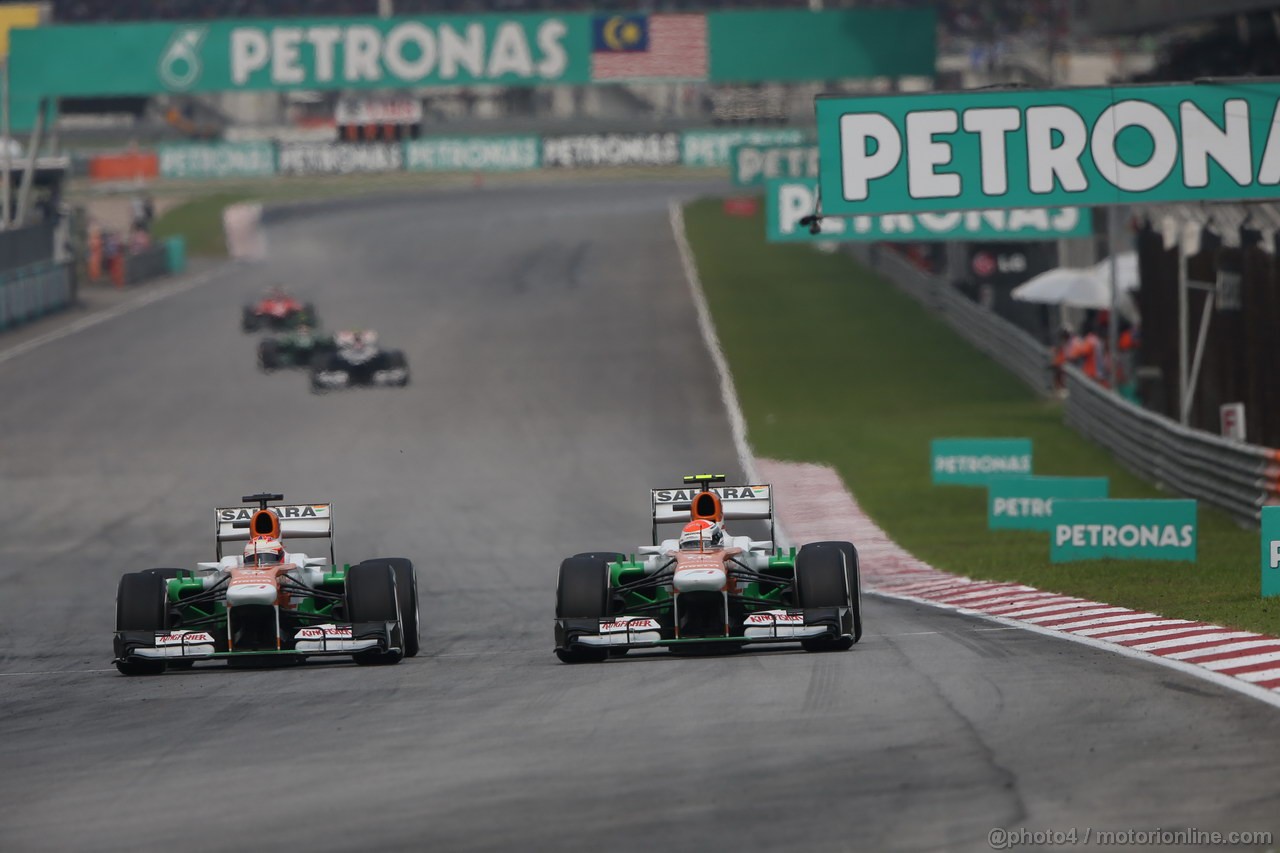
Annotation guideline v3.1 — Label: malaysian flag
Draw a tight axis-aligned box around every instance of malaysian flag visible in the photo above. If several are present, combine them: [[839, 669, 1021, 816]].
[[591, 14, 708, 82]]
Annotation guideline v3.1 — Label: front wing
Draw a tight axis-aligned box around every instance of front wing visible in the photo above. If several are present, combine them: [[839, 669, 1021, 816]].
[[113, 621, 400, 664], [555, 608, 851, 652], [312, 365, 407, 389]]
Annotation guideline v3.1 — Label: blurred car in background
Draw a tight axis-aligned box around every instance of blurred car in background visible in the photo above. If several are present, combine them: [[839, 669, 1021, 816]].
[[310, 329, 410, 392]]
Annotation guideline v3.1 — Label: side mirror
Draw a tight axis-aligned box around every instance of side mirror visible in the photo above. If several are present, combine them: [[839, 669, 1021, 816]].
[[196, 561, 222, 570], [637, 545, 664, 555], [304, 557, 328, 567]]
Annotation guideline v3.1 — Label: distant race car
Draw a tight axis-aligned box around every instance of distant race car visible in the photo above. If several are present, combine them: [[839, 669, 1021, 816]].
[[241, 288, 317, 333], [554, 474, 863, 663], [258, 325, 335, 372], [113, 493, 419, 675], [310, 330, 409, 392]]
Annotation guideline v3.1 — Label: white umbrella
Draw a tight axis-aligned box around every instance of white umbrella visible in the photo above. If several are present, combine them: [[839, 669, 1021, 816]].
[[1011, 267, 1110, 309], [1089, 251, 1139, 294], [1011, 253, 1140, 320]]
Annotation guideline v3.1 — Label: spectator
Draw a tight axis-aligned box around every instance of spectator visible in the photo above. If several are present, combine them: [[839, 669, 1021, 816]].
[[1051, 325, 1078, 395]]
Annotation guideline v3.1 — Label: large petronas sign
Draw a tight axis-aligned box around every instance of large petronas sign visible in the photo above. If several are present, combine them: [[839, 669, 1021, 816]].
[[816, 82, 1280, 214]]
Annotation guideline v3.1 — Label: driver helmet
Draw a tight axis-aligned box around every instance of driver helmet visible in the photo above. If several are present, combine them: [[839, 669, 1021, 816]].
[[679, 519, 724, 552], [243, 537, 285, 567]]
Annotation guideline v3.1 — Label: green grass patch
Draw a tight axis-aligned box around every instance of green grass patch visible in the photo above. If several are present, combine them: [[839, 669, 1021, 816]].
[[684, 198, 1275, 635], [152, 191, 252, 258]]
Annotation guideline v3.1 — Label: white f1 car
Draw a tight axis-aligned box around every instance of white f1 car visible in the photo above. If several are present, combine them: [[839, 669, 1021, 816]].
[[554, 475, 863, 662], [112, 493, 419, 675]]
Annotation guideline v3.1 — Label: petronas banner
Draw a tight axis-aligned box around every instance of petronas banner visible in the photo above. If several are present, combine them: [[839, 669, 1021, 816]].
[[8, 10, 935, 128]]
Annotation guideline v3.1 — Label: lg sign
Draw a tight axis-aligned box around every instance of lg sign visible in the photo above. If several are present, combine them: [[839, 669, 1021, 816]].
[[970, 251, 1025, 277]]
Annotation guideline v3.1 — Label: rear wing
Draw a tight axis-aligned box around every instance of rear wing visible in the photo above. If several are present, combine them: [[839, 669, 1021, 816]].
[[650, 484, 773, 544], [214, 503, 334, 563]]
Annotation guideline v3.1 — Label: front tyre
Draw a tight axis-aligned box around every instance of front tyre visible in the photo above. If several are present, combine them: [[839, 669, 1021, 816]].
[[554, 555, 612, 663], [795, 542, 856, 653], [258, 339, 280, 372], [345, 562, 403, 666], [356, 558, 419, 657], [115, 572, 169, 675], [806, 540, 862, 643]]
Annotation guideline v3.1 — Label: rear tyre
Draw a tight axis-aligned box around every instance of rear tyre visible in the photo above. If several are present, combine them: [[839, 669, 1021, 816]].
[[555, 556, 612, 663], [115, 572, 169, 676], [345, 562, 403, 665], [241, 307, 259, 333], [795, 542, 855, 653], [357, 558, 419, 657]]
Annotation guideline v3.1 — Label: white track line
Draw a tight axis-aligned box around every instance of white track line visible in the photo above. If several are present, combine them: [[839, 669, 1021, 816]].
[[669, 201, 758, 486], [0, 263, 230, 367]]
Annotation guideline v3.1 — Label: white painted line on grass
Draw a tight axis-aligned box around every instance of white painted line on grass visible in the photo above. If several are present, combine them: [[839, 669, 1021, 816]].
[[669, 201, 759, 490]]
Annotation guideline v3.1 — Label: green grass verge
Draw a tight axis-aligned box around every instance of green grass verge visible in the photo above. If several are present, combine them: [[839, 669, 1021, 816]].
[[152, 191, 252, 258], [684, 198, 1276, 635]]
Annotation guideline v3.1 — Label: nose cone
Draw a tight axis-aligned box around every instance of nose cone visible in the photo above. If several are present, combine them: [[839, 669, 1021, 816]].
[[673, 567, 727, 593], [227, 583, 276, 607]]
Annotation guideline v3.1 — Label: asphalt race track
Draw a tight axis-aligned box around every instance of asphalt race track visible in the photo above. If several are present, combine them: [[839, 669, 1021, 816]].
[[1, 179, 1279, 852]]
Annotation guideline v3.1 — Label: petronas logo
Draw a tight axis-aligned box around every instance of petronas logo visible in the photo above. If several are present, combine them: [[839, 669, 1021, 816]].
[[158, 26, 208, 91]]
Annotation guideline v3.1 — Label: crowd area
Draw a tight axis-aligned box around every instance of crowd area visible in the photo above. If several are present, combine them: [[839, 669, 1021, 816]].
[[1051, 314, 1139, 401], [1131, 10, 1280, 82]]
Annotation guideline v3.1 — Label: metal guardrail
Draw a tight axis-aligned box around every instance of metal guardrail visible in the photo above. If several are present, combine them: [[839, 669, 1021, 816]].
[[848, 244, 1053, 396], [1064, 366, 1280, 524], [0, 221, 54, 272], [0, 262, 72, 331], [846, 242, 1280, 525]]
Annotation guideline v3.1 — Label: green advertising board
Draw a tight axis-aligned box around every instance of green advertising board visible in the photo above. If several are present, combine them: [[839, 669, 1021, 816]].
[[987, 476, 1109, 531], [767, 179, 1091, 243], [1051, 499, 1197, 563], [730, 144, 818, 187], [709, 9, 935, 83], [681, 129, 805, 168], [1263, 506, 1280, 598], [816, 81, 1280, 215], [931, 438, 1032, 485], [404, 136, 540, 171], [14, 15, 589, 96], [8, 10, 936, 129], [157, 141, 276, 179]]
